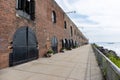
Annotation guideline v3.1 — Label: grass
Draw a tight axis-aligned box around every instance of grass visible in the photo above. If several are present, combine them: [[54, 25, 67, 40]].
[[93, 43, 120, 68], [107, 53, 120, 68]]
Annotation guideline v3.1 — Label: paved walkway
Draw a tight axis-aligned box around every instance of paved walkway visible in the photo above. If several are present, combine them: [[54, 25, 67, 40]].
[[0, 45, 103, 80]]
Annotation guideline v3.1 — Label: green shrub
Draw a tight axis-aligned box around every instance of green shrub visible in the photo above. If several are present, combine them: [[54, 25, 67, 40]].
[[107, 53, 120, 68], [92, 43, 120, 68], [47, 49, 54, 54], [92, 43, 99, 47]]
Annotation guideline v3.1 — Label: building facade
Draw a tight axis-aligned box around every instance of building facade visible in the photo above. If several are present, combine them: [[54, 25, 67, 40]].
[[0, 0, 88, 69]]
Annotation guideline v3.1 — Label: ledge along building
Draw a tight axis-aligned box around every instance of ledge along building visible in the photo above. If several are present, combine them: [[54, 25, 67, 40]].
[[0, 0, 88, 69]]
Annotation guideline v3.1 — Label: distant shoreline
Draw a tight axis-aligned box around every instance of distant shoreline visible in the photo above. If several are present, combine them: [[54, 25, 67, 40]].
[[93, 43, 120, 68], [94, 42, 120, 57]]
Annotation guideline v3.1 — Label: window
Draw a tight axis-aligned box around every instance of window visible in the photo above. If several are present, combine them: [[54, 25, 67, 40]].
[[16, 0, 35, 20], [74, 29, 76, 35], [52, 11, 56, 23], [70, 26, 73, 37], [64, 21, 67, 29]]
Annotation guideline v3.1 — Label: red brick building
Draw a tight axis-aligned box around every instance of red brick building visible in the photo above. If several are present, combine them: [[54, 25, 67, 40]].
[[0, 0, 88, 69]]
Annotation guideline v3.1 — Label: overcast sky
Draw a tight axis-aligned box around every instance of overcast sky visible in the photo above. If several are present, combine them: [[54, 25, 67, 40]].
[[55, 0, 120, 42]]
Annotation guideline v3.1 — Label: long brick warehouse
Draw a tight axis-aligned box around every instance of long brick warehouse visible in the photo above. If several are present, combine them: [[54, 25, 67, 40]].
[[0, 0, 88, 69]]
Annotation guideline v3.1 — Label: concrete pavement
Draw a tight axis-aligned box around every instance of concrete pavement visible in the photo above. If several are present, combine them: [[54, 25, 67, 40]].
[[0, 45, 103, 80]]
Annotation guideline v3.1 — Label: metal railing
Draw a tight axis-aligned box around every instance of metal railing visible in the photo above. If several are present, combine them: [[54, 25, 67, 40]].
[[92, 45, 120, 80]]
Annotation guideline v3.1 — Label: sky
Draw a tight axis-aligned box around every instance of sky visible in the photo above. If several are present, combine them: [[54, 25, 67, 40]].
[[55, 0, 120, 42]]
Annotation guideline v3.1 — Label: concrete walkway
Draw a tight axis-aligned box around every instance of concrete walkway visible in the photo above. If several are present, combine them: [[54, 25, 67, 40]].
[[0, 45, 103, 80]]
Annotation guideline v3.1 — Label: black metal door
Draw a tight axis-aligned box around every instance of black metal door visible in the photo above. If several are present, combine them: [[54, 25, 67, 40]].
[[71, 39, 74, 48], [51, 36, 58, 53], [9, 27, 38, 66], [65, 39, 68, 49], [69, 39, 72, 48], [62, 39, 65, 48]]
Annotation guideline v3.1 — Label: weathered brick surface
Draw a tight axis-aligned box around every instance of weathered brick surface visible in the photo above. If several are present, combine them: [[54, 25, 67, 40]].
[[0, 0, 88, 69], [0, 53, 9, 69]]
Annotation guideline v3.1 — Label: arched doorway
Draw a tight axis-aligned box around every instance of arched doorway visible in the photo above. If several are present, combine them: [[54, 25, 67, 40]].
[[65, 39, 68, 49], [62, 39, 65, 49], [71, 39, 74, 48], [69, 39, 71, 48], [51, 36, 58, 53], [9, 26, 38, 66]]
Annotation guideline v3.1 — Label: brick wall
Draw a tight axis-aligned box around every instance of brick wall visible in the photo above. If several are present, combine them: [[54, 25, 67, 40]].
[[0, 0, 88, 69]]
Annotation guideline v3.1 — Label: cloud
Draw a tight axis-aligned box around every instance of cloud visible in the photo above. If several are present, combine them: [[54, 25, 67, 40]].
[[55, 0, 120, 42], [80, 27, 120, 42], [55, 0, 120, 27], [55, 0, 100, 26], [75, 0, 120, 27]]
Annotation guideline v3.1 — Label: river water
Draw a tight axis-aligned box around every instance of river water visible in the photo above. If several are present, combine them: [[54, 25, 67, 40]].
[[94, 42, 120, 57]]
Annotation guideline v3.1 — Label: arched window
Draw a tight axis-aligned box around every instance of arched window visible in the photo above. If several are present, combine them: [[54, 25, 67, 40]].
[[52, 11, 56, 23], [70, 26, 73, 37], [64, 21, 67, 29], [74, 29, 76, 35]]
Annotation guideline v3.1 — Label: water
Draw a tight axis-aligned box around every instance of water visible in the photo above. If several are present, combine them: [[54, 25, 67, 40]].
[[95, 42, 120, 57]]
